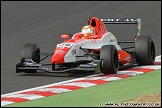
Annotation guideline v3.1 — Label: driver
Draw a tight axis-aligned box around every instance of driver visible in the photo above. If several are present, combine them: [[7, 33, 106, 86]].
[[81, 25, 95, 39]]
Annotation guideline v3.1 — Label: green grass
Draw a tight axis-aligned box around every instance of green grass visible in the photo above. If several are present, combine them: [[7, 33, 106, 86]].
[[4, 69, 161, 107]]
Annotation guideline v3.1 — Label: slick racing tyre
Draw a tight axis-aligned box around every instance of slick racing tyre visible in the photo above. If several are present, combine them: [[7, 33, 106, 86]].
[[135, 36, 155, 65], [100, 45, 119, 74], [21, 43, 40, 73]]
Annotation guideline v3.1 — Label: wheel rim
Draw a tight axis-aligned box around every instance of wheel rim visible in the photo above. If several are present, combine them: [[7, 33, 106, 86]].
[[113, 51, 118, 69], [100, 59, 104, 72], [35, 49, 40, 63], [149, 42, 155, 62]]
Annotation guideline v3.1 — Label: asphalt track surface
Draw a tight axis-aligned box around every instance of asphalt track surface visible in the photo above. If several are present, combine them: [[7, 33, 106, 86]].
[[1, 1, 161, 94]]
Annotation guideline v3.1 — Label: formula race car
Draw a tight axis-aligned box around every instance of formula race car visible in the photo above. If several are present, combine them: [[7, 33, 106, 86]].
[[16, 17, 156, 74]]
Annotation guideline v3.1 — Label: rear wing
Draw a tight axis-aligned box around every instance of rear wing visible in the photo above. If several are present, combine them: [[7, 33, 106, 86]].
[[100, 18, 141, 37]]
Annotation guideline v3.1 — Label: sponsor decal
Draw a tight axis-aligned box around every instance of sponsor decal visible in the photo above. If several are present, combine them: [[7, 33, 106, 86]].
[[55, 50, 65, 55], [101, 18, 137, 22], [125, 56, 130, 61], [57, 42, 73, 48]]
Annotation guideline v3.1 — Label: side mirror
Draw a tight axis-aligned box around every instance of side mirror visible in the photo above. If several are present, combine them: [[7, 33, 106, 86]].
[[61, 34, 70, 42]]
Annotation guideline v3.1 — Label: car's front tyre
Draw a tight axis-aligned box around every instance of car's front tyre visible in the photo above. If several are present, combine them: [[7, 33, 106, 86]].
[[100, 45, 119, 74], [21, 43, 40, 73]]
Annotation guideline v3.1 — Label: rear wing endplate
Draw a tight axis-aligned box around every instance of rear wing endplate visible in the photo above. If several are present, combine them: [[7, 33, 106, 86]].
[[100, 18, 141, 36]]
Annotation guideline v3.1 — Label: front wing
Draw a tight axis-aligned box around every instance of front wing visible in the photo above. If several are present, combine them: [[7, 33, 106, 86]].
[[16, 59, 101, 73]]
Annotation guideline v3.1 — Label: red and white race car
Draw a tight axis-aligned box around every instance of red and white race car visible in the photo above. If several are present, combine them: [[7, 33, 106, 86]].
[[16, 17, 155, 74]]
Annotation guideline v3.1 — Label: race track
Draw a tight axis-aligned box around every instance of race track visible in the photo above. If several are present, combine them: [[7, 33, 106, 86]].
[[1, 1, 161, 94]]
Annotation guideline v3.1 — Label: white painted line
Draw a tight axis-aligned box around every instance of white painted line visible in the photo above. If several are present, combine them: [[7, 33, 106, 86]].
[[1, 101, 15, 106], [117, 71, 144, 76], [4, 94, 44, 100], [36, 88, 72, 93], [155, 55, 161, 59], [134, 65, 161, 70], [102, 77, 122, 81], [63, 82, 97, 87], [86, 73, 103, 77], [80, 76, 109, 80], [155, 59, 161, 62], [155, 55, 161, 62]]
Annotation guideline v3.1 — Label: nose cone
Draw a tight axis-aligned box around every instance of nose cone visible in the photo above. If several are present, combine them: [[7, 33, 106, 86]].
[[51, 52, 64, 63], [51, 48, 69, 64]]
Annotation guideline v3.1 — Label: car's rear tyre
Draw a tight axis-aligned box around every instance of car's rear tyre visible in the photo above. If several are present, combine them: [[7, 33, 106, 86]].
[[135, 36, 155, 65], [21, 43, 40, 73], [100, 45, 119, 74]]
